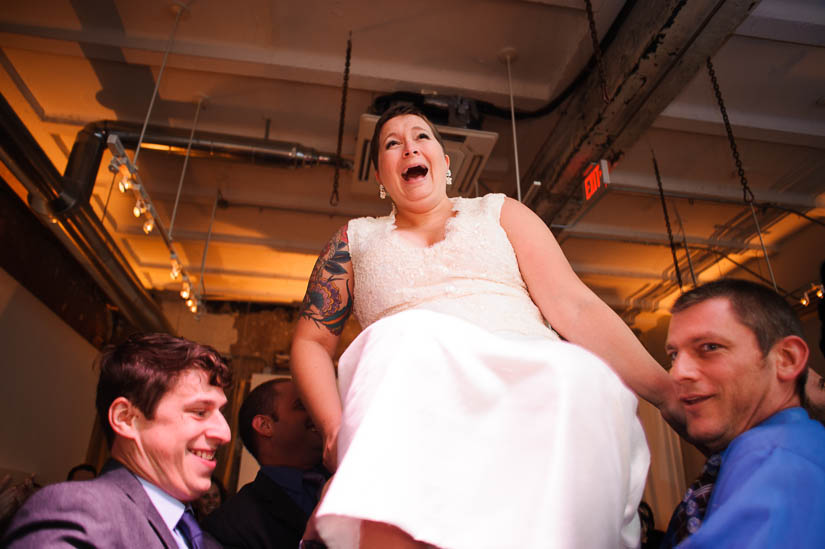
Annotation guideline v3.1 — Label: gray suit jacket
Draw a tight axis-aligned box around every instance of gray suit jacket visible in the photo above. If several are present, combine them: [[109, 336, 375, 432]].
[[2, 460, 222, 548]]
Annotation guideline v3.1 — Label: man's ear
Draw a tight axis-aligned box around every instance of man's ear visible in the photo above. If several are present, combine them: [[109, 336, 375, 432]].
[[109, 397, 139, 440], [771, 335, 810, 384], [252, 414, 273, 438]]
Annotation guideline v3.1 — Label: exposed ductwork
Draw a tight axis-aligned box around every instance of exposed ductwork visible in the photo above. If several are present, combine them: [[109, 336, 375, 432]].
[[0, 93, 172, 333], [56, 119, 351, 215], [68, 120, 351, 196]]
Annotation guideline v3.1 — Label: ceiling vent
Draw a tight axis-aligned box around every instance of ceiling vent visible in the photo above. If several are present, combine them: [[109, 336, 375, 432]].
[[353, 114, 498, 196]]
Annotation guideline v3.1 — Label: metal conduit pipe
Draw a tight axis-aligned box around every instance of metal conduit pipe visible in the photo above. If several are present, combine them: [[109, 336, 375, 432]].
[[0, 93, 172, 333], [58, 120, 352, 218], [72, 119, 350, 174]]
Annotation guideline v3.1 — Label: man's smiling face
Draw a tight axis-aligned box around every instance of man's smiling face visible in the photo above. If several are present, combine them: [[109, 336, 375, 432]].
[[666, 297, 778, 453], [129, 368, 230, 501]]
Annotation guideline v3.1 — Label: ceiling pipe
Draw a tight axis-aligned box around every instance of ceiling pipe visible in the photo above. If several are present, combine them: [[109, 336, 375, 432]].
[[57, 120, 353, 220], [0, 93, 172, 333], [71, 119, 350, 178]]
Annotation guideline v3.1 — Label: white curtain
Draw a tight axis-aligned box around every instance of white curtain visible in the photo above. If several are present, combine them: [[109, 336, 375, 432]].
[[637, 399, 687, 530]]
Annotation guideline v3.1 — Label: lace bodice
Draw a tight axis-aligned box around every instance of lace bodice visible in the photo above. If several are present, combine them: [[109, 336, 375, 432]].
[[347, 193, 559, 339]]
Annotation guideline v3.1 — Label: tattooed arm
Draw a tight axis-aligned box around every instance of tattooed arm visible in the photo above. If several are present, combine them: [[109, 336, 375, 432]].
[[290, 224, 354, 472]]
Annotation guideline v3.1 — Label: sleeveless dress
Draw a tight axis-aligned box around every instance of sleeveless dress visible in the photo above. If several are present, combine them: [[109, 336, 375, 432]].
[[315, 194, 649, 549]]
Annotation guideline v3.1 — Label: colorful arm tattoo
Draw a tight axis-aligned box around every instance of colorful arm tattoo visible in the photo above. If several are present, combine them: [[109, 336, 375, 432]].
[[299, 225, 353, 335]]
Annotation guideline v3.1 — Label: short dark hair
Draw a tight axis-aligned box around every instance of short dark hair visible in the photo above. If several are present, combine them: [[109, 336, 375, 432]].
[[238, 378, 290, 460], [95, 332, 232, 445], [370, 104, 446, 171], [672, 279, 807, 399]]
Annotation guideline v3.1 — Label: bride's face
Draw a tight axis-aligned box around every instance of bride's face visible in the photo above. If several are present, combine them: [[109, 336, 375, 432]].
[[375, 114, 450, 211]]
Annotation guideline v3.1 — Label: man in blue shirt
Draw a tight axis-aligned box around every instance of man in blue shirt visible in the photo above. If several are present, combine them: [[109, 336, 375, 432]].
[[204, 378, 325, 548], [662, 279, 825, 547]]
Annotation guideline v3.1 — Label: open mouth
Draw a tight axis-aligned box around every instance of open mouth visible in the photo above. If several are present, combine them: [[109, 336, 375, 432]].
[[402, 164, 428, 181], [189, 449, 216, 461], [681, 395, 710, 407]]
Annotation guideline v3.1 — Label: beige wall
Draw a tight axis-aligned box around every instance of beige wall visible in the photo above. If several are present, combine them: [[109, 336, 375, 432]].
[[0, 267, 99, 485]]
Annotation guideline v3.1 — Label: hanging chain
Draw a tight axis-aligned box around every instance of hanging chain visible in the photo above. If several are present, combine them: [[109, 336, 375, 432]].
[[330, 31, 352, 206], [652, 149, 684, 291], [706, 58, 752, 204], [706, 57, 777, 290], [584, 0, 609, 103]]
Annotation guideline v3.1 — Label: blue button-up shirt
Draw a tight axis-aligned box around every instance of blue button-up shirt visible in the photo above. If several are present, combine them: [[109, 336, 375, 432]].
[[678, 407, 825, 547]]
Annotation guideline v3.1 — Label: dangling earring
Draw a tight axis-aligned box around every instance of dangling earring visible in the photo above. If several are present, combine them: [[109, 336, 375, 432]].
[[379, 184, 387, 199], [445, 169, 453, 186]]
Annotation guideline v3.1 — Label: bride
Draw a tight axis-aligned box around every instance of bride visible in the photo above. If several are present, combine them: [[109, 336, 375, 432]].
[[291, 105, 679, 549]]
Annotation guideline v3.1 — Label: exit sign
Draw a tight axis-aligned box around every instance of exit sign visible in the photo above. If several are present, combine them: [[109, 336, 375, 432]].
[[583, 160, 610, 201]]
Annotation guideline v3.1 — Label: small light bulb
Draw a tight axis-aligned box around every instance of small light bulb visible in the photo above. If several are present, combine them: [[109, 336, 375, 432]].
[[170, 259, 181, 280], [186, 298, 195, 308], [118, 177, 133, 193], [817, 287, 824, 299], [189, 302, 198, 313], [801, 295, 810, 306], [132, 198, 146, 218], [180, 286, 190, 299], [142, 217, 154, 234]]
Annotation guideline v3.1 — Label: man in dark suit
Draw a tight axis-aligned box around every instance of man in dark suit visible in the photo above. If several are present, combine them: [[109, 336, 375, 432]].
[[204, 378, 324, 548], [2, 333, 232, 548]]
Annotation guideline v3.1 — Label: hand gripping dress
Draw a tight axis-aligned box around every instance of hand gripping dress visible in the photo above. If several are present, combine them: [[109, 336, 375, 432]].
[[315, 194, 649, 549]]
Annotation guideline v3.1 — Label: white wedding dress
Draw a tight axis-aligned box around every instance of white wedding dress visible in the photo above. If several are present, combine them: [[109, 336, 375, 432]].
[[315, 193, 649, 549]]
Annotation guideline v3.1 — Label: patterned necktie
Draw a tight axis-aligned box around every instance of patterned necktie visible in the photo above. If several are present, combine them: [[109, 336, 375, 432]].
[[662, 453, 722, 547], [176, 508, 203, 549]]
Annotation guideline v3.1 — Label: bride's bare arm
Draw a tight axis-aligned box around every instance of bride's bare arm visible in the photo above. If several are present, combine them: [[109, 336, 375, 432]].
[[290, 224, 354, 471], [499, 198, 684, 428]]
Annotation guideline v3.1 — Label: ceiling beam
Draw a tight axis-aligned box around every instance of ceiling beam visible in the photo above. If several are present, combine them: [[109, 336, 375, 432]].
[[525, 0, 762, 225], [556, 222, 776, 252], [606, 178, 825, 211]]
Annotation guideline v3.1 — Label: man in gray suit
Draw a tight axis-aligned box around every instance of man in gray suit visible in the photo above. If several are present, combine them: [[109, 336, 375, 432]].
[[2, 333, 232, 548]]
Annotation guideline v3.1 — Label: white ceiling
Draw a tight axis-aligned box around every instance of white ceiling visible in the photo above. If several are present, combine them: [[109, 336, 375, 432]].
[[1, 0, 823, 330]]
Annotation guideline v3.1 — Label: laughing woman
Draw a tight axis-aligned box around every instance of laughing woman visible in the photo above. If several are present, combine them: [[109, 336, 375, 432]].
[[291, 105, 678, 549]]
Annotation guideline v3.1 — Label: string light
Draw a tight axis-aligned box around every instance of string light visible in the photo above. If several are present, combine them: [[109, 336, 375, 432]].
[[800, 283, 824, 307], [170, 256, 182, 280], [107, 117, 206, 317], [133, 198, 146, 218], [118, 176, 133, 193]]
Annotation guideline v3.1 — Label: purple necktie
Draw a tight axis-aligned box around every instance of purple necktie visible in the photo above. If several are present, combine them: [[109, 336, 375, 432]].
[[177, 508, 203, 549]]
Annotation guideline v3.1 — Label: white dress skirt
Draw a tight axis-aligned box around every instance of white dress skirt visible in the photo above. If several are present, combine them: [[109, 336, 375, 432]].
[[315, 310, 649, 549], [315, 194, 650, 548]]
